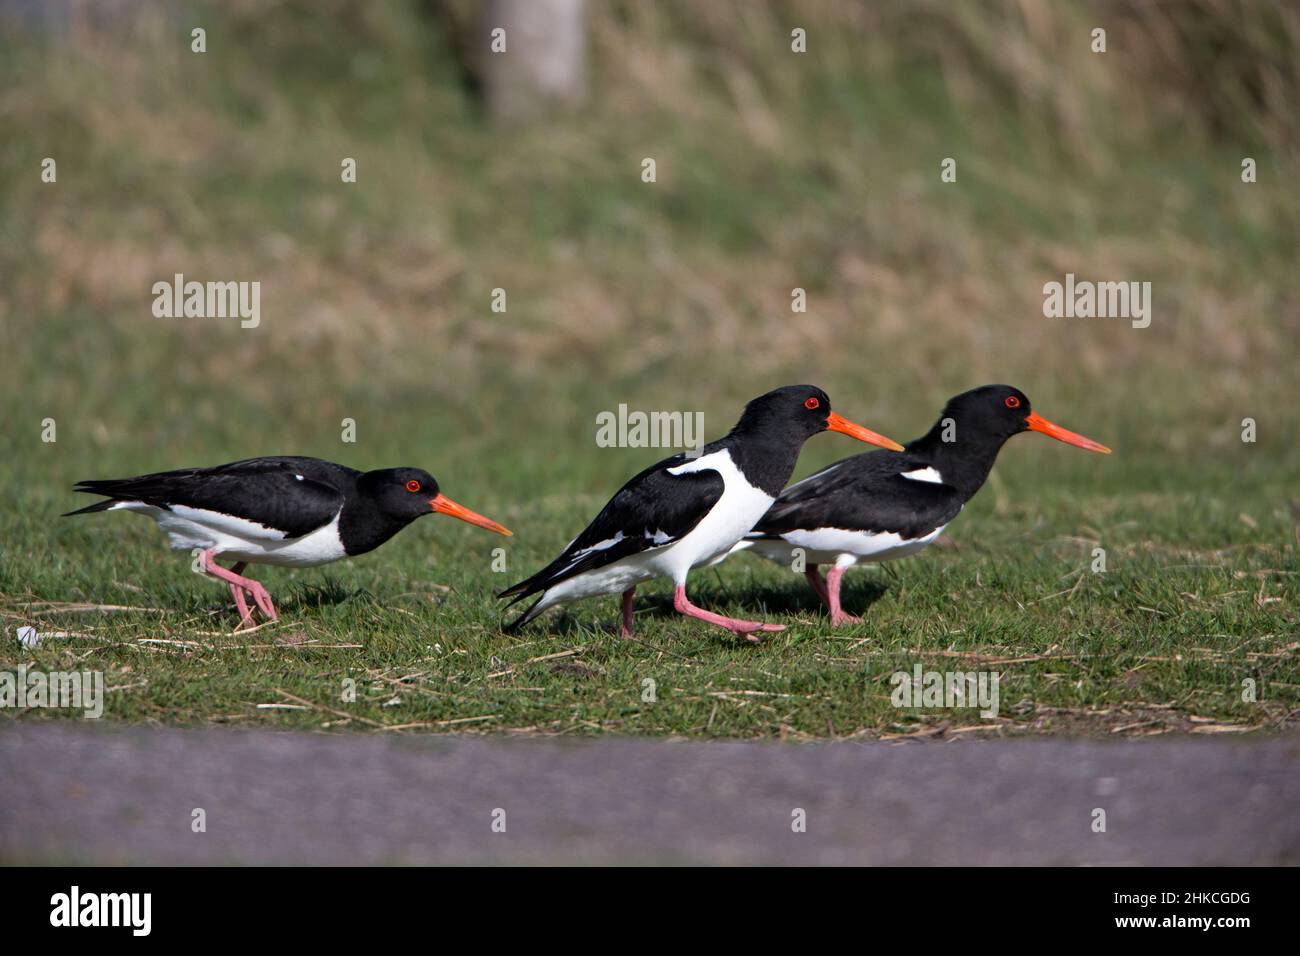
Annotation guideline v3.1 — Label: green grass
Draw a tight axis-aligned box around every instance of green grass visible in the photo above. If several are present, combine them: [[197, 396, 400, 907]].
[[1, 0, 1297, 738], [3, 426, 1296, 738]]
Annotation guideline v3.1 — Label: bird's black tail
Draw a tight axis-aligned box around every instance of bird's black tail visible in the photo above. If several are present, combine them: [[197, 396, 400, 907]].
[[498, 563, 566, 631], [496, 578, 533, 603], [496, 563, 557, 607], [61, 496, 118, 517], [502, 595, 546, 632], [63, 478, 142, 517]]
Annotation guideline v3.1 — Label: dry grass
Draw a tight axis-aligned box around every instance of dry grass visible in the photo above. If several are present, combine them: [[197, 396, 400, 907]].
[[3, 2, 1296, 414]]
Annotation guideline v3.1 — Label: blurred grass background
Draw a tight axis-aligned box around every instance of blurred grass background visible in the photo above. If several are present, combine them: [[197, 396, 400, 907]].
[[0, 0, 1296, 736]]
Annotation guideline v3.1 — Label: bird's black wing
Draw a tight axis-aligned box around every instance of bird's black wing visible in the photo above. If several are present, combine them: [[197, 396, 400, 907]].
[[499, 453, 725, 605], [66, 456, 349, 538], [753, 451, 965, 540]]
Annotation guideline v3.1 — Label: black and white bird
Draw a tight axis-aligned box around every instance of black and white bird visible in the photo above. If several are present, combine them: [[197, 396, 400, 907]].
[[498, 385, 903, 639], [727, 385, 1110, 625], [64, 456, 512, 627]]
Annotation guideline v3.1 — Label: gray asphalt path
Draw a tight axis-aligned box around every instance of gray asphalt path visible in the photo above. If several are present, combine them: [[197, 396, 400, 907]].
[[2, 724, 1298, 865]]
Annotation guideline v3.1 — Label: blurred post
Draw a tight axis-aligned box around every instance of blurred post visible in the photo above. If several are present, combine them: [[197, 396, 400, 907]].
[[479, 0, 587, 122]]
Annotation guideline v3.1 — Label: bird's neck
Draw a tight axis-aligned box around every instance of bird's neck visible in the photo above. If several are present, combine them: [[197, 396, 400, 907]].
[[717, 432, 803, 497], [906, 425, 1009, 500], [338, 498, 417, 556]]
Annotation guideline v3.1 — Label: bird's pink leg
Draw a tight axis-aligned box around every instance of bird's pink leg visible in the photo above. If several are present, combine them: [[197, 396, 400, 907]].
[[804, 565, 831, 608], [672, 585, 785, 642], [825, 565, 861, 627], [226, 561, 255, 628], [620, 587, 636, 639], [200, 550, 278, 622]]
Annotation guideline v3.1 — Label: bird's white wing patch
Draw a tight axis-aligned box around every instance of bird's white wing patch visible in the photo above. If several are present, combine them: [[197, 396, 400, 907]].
[[573, 531, 626, 558], [900, 466, 943, 484], [555, 531, 627, 576]]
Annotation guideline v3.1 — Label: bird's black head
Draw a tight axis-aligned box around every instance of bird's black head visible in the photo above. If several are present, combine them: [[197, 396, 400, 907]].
[[359, 468, 512, 535], [360, 467, 441, 520], [938, 385, 1034, 446], [936, 385, 1110, 453], [733, 385, 903, 450]]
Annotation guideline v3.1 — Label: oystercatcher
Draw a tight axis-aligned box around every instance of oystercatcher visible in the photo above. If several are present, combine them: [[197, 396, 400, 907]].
[[64, 456, 512, 627], [497, 385, 903, 640], [728, 385, 1110, 626]]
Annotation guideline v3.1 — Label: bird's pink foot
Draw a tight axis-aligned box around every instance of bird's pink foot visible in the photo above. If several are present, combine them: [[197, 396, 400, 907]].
[[246, 581, 278, 621], [229, 582, 255, 628], [672, 586, 785, 642], [825, 566, 861, 628], [225, 562, 257, 628], [201, 551, 278, 625]]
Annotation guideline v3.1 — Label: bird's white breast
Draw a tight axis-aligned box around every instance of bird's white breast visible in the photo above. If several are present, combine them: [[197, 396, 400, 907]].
[[657, 449, 775, 578]]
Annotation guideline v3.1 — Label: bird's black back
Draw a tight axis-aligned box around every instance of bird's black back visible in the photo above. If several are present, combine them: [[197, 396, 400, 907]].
[[67, 457, 353, 539], [754, 450, 967, 539]]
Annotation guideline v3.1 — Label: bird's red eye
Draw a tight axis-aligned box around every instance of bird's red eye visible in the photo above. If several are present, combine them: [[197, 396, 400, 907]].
[[1005, 396, 1020, 408], [805, 397, 820, 410], [405, 479, 421, 492]]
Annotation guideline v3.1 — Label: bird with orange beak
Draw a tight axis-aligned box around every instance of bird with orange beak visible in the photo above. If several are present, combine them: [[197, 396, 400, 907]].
[[727, 385, 1111, 625], [64, 456, 512, 627], [499, 385, 903, 639]]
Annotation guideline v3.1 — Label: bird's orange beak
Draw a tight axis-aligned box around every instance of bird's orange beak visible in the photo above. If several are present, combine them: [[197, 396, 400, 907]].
[[1025, 413, 1111, 454], [826, 412, 905, 451], [430, 494, 513, 535]]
